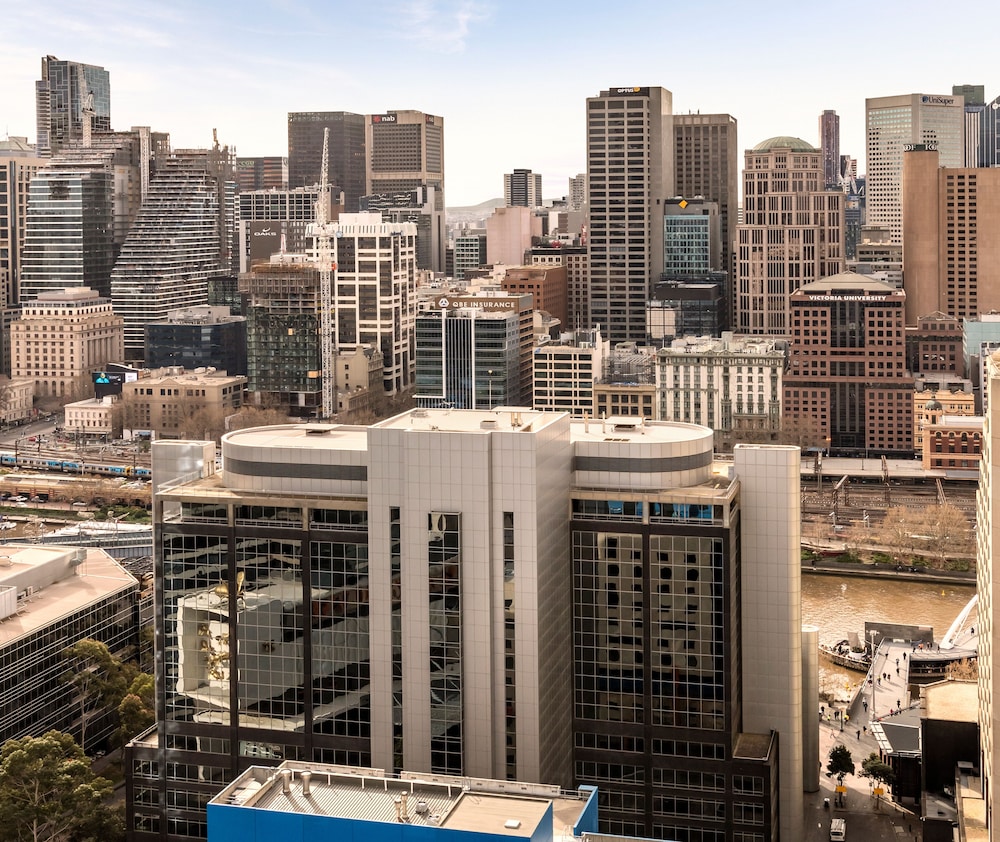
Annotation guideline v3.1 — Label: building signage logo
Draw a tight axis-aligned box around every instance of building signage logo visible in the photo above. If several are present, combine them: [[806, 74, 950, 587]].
[[921, 95, 955, 105], [438, 296, 516, 310], [372, 114, 397, 123], [810, 295, 886, 302]]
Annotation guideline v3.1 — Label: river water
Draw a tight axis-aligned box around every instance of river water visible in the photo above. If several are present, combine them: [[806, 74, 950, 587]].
[[802, 573, 976, 702]]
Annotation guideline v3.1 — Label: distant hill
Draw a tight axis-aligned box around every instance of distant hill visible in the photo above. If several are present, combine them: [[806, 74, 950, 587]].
[[446, 197, 504, 225]]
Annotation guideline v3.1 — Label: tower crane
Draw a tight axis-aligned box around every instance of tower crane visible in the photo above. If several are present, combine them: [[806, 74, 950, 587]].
[[307, 128, 336, 419]]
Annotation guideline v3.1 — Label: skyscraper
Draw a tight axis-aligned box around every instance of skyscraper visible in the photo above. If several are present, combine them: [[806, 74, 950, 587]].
[[287, 112, 366, 207], [328, 212, 418, 394], [567, 173, 586, 212], [586, 86, 673, 344], [866, 93, 965, 245], [673, 113, 737, 283], [734, 137, 844, 333], [35, 55, 111, 158], [366, 111, 445, 272], [20, 128, 163, 302], [127, 414, 805, 842], [977, 350, 1000, 840], [819, 110, 840, 189], [902, 146, 1000, 323], [110, 146, 236, 354], [0, 152, 44, 308], [504, 168, 542, 207], [20, 166, 115, 300], [954, 84, 1000, 168]]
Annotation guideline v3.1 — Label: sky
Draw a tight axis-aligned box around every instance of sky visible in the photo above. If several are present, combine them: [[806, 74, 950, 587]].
[[2, 0, 999, 206]]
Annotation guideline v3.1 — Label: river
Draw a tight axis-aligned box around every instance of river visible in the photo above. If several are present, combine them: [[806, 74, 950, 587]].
[[802, 573, 976, 702]]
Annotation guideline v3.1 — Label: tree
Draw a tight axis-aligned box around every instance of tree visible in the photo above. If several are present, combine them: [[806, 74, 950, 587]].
[[116, 673, 155, 757], [826, 744, 855, 806], [946, 658, 979, 680], [919, 503, 973, 563], [860, 751, 895, 809], [62, 639, 138, 751], [0, 730, 122, 842], [226, 404, 291, 431], [880, 507, 923, 563]]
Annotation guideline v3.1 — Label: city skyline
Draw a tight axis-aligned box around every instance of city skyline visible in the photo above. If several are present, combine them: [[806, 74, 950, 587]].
[[3, 1, 998, 205]]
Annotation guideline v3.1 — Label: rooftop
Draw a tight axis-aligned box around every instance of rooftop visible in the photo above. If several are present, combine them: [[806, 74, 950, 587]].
[[0, 545, 136, 644], [751, 135, 817, 153], [922, 678, 978, 723], [210, 762, 595, 839]]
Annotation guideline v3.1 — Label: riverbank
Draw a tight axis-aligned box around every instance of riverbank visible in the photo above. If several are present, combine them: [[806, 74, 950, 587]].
[[801, 539, 975, 586]]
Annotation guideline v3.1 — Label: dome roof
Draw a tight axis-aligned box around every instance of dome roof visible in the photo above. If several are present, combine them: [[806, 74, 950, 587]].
[[924, 398, 944, 412], [752, 136, 817, 152]]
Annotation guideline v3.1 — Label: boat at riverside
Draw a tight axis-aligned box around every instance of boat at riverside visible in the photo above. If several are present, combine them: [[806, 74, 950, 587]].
[[818, 595, 978, 681], [819, 636, 871, 672]]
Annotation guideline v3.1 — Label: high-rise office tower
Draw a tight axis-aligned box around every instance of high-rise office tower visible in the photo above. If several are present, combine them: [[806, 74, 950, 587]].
[[328, 212, 418, 394], [20, 166, 115, 300], [572, 436, 803, 838], [0, 153, 44, 308], [866, 93, 965, 245], [20, 128, 164, 302], [110, 146, 236, 354], [239, 255, 323, 416], [954, 84, 1000, 168], [234, 156, 287, 192], [415, 304, 522, 409], [674, 113, 737, 283], [587, 86, 673, 344], [734, 137, 844, 334], [979, 353, 1000, 839], [568, 173, 586, 212], [365, 111, 445, 272], [238, 186, 328, 272], [504, 169, 542, 208], [287, 112, 366, 208], [127, 414, 805, 842], [902, 146, 1000, 323], [784, 274, 913, 454], [35, 55, 111, 158], [819, 110, 840, 189]]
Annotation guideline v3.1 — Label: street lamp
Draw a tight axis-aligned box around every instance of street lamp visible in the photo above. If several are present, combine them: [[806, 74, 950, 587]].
[[869, 629, 878, 717]]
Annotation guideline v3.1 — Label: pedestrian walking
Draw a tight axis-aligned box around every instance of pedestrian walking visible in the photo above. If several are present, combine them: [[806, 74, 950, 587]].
[[897, 698, 901, 709], [896, 658, 899, 667], [902, 652, 906, 661], [877, 677, 881, 686], [896, 667, 900, 675], [857, 729, 861, 740], [863, 700, 868, 712]]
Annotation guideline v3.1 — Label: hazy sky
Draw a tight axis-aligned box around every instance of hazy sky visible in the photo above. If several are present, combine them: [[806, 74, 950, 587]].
[[2, 0, 998, 205]]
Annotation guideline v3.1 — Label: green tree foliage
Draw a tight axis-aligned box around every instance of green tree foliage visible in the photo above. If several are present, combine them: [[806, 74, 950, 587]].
[[116, 673, 155, 755], [860, 751, 895, 809], [826, 743, 855, 785], [0, 730, 123, 842], [62, 639, 138, 750]]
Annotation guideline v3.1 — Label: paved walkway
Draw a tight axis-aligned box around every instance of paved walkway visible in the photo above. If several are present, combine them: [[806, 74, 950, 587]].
[[803, 640, 920, 840]]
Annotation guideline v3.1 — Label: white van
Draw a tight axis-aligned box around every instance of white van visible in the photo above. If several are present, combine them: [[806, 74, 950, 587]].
[[830, 817, 846, 841]]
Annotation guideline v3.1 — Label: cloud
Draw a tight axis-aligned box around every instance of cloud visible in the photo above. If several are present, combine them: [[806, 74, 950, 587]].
[[393, 0, 490, 54]]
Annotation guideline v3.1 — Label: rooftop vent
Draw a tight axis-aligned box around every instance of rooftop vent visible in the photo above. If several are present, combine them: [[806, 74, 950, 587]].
[[300, 771, 312, 797], [504, 820, 522, 829]]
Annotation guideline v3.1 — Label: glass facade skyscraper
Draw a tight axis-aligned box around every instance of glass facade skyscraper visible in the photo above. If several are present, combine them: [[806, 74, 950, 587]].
[[35, 55, 111, 158]]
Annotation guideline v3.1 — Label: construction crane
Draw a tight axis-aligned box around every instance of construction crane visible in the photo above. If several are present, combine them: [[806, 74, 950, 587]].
[[307, 128, 336, 419]]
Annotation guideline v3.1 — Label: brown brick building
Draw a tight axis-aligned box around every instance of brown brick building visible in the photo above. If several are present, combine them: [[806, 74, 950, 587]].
[[502, 265, 568, 326], [784, 273, 914, 455]]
